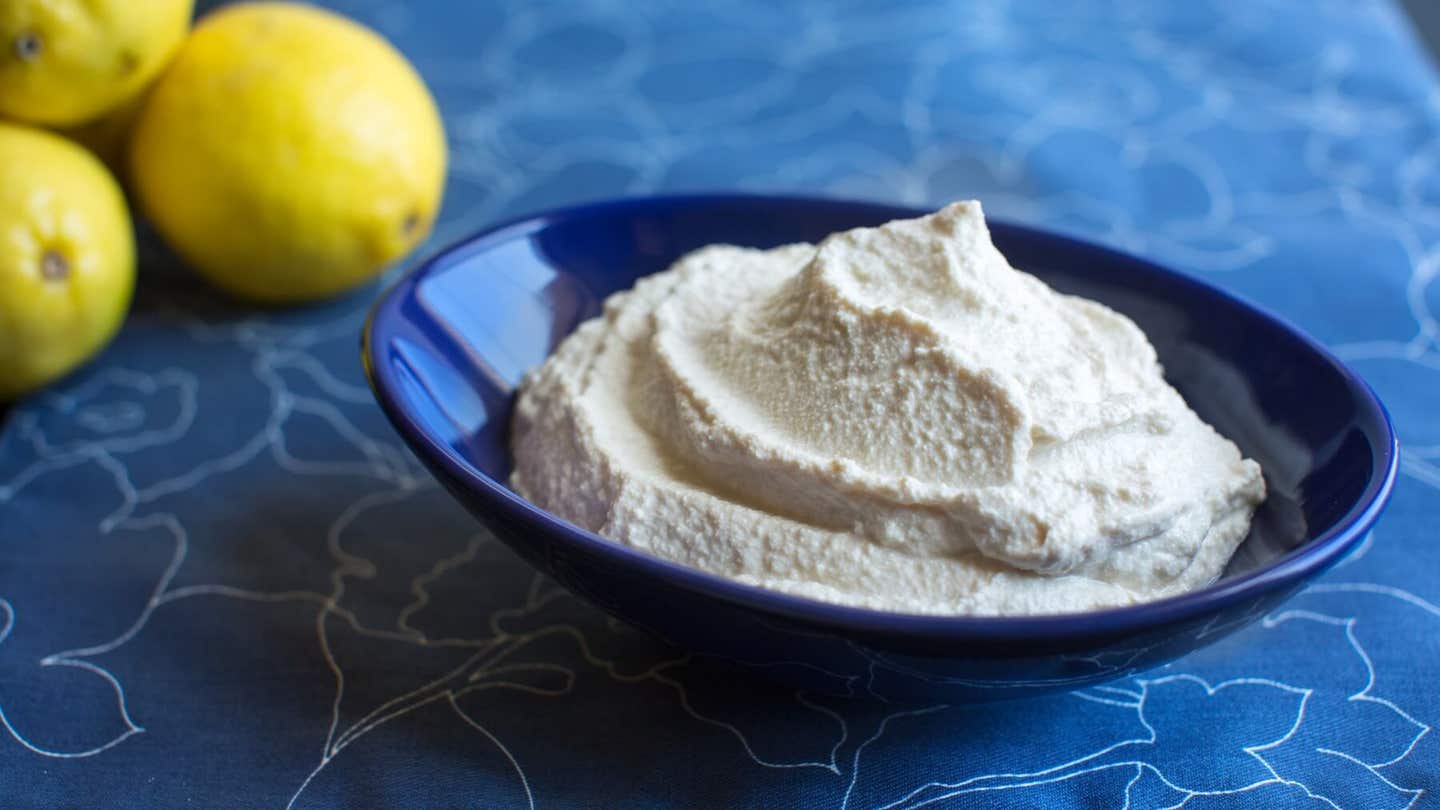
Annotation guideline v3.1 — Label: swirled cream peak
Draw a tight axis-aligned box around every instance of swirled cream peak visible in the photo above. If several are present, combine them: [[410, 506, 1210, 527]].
[[512, 202, 1265, 615]]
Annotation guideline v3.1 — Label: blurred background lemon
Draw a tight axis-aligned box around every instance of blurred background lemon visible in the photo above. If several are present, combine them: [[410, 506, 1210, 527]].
[[0, 0, 446, 398], [0, 0, 194, 127], [0, 122, 135, 400], [129, 1, 447, 304]]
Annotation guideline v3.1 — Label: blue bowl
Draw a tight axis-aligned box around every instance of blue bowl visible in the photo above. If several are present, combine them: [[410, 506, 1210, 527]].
[[363, 194, 1397, 702]]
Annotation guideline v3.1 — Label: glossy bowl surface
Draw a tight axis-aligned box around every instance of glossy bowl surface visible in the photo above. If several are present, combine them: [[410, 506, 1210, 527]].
[[363, 194, 1397, 701]]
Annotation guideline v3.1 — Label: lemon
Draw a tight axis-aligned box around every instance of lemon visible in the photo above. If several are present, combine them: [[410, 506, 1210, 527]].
[[0, 123, 135, 401], [0, 0, 193, 126], [128, 2, 447, 304]]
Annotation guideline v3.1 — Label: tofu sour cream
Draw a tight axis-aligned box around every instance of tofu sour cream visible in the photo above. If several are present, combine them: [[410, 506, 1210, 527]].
[[511, 202, 1265, 615]]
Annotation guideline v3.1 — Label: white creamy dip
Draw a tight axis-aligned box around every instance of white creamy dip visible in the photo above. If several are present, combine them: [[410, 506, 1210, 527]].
[[510, 202, 1266, 615]]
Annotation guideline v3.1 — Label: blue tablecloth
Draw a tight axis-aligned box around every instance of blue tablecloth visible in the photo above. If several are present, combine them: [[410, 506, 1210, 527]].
[[3, 1, 1438, 806]]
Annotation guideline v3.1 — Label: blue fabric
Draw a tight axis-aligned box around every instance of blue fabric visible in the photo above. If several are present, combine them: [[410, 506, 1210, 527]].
[[2, 1, 1437, 806]]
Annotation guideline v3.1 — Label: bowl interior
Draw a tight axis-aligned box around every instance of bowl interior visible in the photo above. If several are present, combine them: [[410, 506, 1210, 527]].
[[370, 195, 1390, 593]]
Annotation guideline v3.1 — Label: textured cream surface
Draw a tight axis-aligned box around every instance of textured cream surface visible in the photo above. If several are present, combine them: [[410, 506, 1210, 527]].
[[510, 202, 1266, 615]]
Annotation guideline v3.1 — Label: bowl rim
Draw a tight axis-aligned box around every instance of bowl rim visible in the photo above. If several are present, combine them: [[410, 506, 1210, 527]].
[[363, 192, 1399, 644]]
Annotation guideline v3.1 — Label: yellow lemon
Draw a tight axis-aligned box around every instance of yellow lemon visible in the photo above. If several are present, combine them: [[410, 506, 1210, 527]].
[[0, 0, 193, 126], [0, 122, 135, 401], [128, 2, 447, 304]]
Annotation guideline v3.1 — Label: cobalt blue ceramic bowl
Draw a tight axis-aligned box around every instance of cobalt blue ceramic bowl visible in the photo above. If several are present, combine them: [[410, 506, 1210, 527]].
[[363, 194, 1397, 702]]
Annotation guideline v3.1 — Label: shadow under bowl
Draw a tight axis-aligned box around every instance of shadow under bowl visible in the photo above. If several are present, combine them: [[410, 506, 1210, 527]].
[[363, 194, 1397, 702]]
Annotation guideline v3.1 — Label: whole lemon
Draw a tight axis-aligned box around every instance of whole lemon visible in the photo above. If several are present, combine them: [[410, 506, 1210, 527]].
[[0, 0, 193, 126], [129, 2, 447, 304], [0, 123, 135, 401]]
